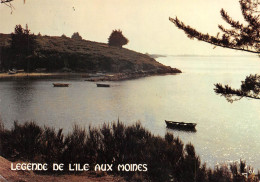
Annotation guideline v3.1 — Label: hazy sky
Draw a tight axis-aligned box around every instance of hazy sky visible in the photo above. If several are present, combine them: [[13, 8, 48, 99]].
[[0, 0, 253, 55]]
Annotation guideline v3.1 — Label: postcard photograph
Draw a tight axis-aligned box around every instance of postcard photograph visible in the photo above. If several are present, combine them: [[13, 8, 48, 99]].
[[0, 0, 259, 181]]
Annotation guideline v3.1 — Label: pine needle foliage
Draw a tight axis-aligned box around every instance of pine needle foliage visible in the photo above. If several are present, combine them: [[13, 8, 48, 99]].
[[169, 0, 260, 54], [170, 0, 260, 102]]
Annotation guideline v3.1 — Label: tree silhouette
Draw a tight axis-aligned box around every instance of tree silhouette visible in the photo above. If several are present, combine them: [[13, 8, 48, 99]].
[[11, 24, 36, 55], [10, 24, 37, 71], [169, 0, 260, 102], [71, 32, 82, 40], [108, 29, 129, 48]]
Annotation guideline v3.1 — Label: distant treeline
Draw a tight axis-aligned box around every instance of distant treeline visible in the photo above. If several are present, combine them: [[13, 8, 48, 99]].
[[0, 25, 110, 72], [0, 121, 258, 182]]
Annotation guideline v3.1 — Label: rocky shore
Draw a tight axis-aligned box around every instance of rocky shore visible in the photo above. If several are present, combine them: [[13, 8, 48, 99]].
[[85, 69, 181, 82], [0, 68, 181, 81]]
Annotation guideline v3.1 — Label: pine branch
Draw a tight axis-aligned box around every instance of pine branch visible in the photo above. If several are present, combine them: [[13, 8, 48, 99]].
[[169, 0, 260, 55], [169, 17, 260, 54], [1, 0, 15, 13], [203, 36, 260, 54], [169, 1, 260, 102], [1, 0, 13, 3], [240, 0, 260, 28], [220, 9, 243, 29], [214, 74, 260, 102]]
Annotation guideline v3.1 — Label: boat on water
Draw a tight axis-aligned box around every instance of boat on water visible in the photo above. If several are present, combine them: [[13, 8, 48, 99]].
[[165, 120, 197, 131], [53, 83, 69, 87], [96, 83, 110, 87], [85, 79, 95, 82], [8, 70, 17, 74]]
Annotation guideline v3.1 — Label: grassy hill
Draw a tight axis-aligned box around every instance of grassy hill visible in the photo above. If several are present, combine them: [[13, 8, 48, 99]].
[[0, 33, 181, 74]]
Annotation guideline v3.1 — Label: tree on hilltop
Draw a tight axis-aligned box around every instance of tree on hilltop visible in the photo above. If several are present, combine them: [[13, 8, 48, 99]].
[[108, 29, 129, 48], [169, 0, 260, 102], [11, 24, 36, 55], [71, 32, 82, 40], [10, 24, 37, 71]]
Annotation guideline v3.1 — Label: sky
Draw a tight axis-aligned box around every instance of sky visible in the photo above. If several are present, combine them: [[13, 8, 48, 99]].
[[0, 0, 254, 56]]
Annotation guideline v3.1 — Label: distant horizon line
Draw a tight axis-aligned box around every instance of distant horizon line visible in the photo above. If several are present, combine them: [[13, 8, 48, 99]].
[[148, 53, 258, 58], [170, 54, 257, 57]]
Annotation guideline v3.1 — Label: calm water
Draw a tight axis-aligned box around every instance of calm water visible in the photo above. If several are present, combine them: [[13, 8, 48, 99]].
[[0, 55, 260, 168]]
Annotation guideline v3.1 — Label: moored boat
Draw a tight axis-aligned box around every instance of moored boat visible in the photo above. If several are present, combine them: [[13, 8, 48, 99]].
[[8, 70, 17, 74], [85, 79, 96, 82], [53, 83, 69, 87], [165, 120, 196, 131], [96, 83, 110, 87]]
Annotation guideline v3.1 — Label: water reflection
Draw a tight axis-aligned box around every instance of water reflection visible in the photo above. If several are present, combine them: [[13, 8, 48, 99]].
[[0, 80, 36, 128], [10, 80, 35, 108]]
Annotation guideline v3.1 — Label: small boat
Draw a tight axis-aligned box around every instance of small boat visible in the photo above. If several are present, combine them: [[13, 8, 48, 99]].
[[53, 83, 69, 87], [165, 120, 196, 131], [8, 70, 17, 74], [85, 79, 96, 82], [89, 73, 106, 77], [96, 83, 110, 87]]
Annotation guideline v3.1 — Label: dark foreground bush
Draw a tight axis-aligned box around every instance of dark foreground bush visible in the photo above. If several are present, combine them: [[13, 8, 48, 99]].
[[0, 121, 259, 182]]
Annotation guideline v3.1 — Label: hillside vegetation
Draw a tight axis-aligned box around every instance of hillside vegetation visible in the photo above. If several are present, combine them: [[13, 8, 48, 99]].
[[0, 33, 181, 74]]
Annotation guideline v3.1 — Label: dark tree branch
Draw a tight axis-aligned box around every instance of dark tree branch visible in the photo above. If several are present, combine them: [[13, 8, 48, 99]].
[[1, 0, 15, 13], [201, 36, 260, 54], [169, 0, 260, 102], [1, 0, 26, 13], [1, 0, 13, 3], [169, 17, 260, 54], [214, 74, 260, 102], [220, 9, 244, 29]]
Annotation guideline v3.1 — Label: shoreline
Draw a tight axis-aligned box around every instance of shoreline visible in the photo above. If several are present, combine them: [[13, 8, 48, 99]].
[[0, 72, 89, 80], [0, 71, 181, 81]]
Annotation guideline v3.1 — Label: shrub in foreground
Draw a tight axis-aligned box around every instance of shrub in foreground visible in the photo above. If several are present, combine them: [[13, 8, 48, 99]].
[[0, 121, 259, 182]]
